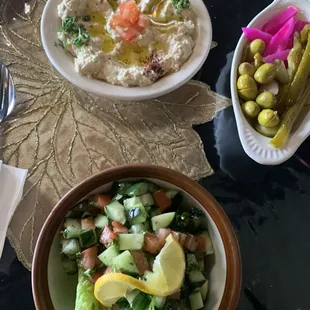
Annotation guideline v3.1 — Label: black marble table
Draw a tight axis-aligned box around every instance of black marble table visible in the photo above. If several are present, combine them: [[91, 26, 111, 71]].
[[1, 0, 310, 309]]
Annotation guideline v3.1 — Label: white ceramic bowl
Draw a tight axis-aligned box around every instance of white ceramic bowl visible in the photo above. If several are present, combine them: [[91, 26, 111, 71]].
[[231, 0, 310, 165], [40, 0, 212, 100]]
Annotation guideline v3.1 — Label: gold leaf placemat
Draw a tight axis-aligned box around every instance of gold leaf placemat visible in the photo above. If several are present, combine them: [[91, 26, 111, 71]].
[[0, 0, 231, 269]]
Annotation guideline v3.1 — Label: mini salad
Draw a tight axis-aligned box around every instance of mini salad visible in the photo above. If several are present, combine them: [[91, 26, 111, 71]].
[[237, 6, 310, 148], [60, 180, 214, 310]]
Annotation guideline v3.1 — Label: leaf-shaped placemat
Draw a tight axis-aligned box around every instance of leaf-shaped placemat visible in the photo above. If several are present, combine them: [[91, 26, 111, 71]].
[[0, 0, 231, 269]]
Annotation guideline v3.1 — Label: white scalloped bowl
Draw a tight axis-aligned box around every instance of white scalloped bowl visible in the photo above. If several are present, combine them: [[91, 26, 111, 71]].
[[231, 0, 310, 165], [41, 0, 212, 100]]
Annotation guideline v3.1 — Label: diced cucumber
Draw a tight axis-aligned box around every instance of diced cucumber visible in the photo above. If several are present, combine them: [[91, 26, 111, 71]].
[[116, 297, 131, 309], [165, 190, 179, 200], [111, 182, 132, 196], [60, 254, 78, 275], [146, 181, 160, 193], [104, 200, 127, 224], [63, 218, 81, 239], [94, 214, 109, 229], [199, 280, 209, 301], [61, 239, 81, 259], [131, 223, 146, 233], [125, 202, 147, 225], [140, 193, 155, 207], [186, 254, 201, 273], [123, 197, 142, 209], [131, 292, 150, 310], [125, 182, 149, 197], [154, 296, 166, 309], [189, 290, 204, 310], [79, 229, 97, 248], [98, 245, 119, 266], [113, 250, 139, 275], [188, 270, 206, 288], [198, 259, 204, 272], [126, 289, 140, 305], [118, 234, 144, 251], [200, 230, 214, 255], [151, 212, 175, 231], [165, 190, 183, 207], [81, 211, 93, 219]]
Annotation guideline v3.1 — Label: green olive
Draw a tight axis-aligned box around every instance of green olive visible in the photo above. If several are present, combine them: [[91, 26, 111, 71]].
[[257, 109, 280, 127], [255, 123, 279, 138], [256, 91, 277, 109], [238, 62, 256, 77], [254, 53, 265, 69], [254, 63, 276, 84], [247, 39, 266, 62], [237, 75, 258, 100], [241, 101, 260, 118]]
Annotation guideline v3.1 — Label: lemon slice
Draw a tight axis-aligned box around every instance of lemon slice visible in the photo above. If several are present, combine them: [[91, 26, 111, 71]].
[[94, 234, 185, 307]]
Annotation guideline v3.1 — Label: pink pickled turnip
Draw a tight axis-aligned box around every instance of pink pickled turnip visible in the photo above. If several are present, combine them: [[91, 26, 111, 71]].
[[295, 20, 309, 32], [264, 17, 295, 56], [242, 27, 272, 45], [262, 6, 298, 35], [264, 49, 290, 63]]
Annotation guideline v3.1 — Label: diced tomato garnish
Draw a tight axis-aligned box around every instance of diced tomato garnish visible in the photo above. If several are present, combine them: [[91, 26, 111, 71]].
[[152, 190, 171, 212], [143, 232, 161, 254], [100, 225, 117, 247], [80, 247, 98, 270], [121, 27, 140, 42], [81, 218, 96, 230], [110, 0, 149, 42], [197, 235, 206, 251], [112, 221, 128, 234], [90, 194, 111, 210], [156, 228, 171, 247], [131, 251, 150, 275]]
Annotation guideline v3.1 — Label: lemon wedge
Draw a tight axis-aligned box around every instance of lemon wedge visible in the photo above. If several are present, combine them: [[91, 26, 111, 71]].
[[94, 234, 185, 307]]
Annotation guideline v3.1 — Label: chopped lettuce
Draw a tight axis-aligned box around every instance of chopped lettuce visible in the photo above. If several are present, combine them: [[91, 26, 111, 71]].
[[75, 268, 100, 310]]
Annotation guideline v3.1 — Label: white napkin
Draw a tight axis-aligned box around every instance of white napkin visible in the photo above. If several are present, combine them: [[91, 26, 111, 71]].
[[0, 160, 28, 257]]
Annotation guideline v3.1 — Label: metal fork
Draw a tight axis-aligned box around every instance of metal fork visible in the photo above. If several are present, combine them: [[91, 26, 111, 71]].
[[0, 64, 11, 123]]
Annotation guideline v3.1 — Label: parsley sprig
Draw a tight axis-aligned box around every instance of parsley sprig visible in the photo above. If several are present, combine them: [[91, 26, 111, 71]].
[[171, 0, 190, 9], [61, 16, 90, 49]]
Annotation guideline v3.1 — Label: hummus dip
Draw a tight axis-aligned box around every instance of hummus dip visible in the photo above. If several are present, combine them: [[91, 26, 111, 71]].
[[58, 0, 196, 87]]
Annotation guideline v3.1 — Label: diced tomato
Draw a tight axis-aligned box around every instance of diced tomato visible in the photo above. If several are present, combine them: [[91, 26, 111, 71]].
[[137, 14, 149, 28], [100, 225, 117, 247], [184, 234, 198, 252], [80, 247, 98, 270], [143, 232, 161, 254], [123, 6, 140, 24], [131, 251, 150, 275], [168, 290, 181, 300], [171, 231, 180, 242], [112, 221, 128, 234], [90, 271, 103, 284], [121, 27, 140, 42], [110, 13, 131, 28], [197, 235, 206, 251], [179, 233, 187, 246], [90, 194, 111, 210], [156, 228, 171, 247], [81, 218, 96, 230], [152, 190, 171, 212]]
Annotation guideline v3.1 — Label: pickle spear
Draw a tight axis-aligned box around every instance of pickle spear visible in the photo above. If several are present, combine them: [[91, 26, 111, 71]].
[[284, 33, 310, 106], [269, 79, 310, 148], [287, 33, 303, 80]]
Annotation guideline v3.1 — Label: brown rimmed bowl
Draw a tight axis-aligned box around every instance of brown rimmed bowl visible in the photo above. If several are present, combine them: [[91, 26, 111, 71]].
[[32, 164, 242, 310]]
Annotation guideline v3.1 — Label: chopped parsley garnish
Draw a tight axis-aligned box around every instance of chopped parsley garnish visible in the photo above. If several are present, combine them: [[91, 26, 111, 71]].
[[171, 0, 190, 9], [61, 16, 90, 49]]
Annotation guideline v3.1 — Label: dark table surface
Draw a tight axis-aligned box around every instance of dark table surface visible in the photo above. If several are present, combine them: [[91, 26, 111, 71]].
[[1, 0, 310, 309]]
